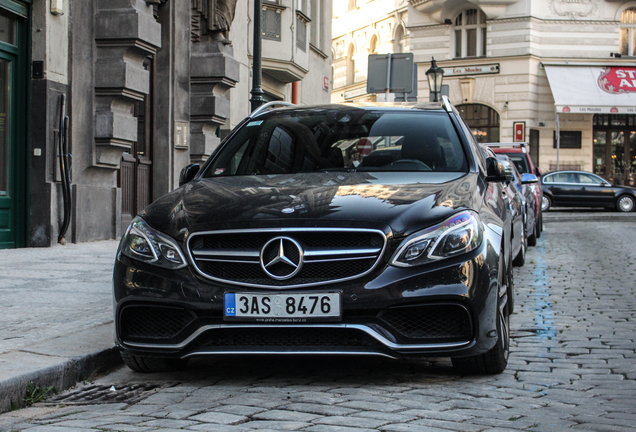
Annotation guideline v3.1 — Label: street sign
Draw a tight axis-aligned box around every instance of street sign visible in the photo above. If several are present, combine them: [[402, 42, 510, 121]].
[[356, 138, 373, 156], [367, 53, 414, 94]]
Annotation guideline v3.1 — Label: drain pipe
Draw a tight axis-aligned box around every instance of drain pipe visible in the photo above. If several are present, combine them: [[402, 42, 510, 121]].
[[292, 81, 299, 105], [57, 94, 72, 244]]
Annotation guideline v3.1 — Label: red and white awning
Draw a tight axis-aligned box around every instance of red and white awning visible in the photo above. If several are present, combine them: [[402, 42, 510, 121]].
[[544, 64, 636, 114]]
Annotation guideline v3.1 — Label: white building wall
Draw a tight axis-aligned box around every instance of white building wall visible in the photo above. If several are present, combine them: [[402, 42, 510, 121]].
[[405, 0, 631, 175], [331, 0, 410, 103], [228, 0, 333, 129]]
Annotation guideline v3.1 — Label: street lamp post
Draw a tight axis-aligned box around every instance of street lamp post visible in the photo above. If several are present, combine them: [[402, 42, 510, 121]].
[[250, 0, 265, 112], [426, 57, 444, 102]]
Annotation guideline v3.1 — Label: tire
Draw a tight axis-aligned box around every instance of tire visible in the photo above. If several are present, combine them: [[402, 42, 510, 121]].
[[506, 260, 515, 315], [452, 254, 510, 375], [541, 195, 551, 212], [512, 231, 526, 267], [616, 195, 635, 213], [120, 351, 189, 373], [527, 219, 538, 247]]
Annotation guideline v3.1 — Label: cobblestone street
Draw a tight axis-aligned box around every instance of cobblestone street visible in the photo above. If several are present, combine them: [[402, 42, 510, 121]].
[[2, 219, 635, 432]]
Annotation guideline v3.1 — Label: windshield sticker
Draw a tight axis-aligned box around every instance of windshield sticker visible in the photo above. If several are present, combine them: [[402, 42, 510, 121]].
[[214, 168, 226, 175], [247, 121, 263, 127]]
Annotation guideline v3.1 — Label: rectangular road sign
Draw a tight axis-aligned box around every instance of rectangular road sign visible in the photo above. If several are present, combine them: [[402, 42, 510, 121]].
[[367, 53, 414, 94]]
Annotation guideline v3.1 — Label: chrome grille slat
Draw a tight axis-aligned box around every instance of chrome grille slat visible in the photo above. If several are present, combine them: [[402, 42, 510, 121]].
[[187, 228, 387, 289]]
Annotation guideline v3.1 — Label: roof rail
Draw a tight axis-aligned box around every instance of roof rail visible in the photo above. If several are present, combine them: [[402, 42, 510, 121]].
[[441, 95, 453, 113], [250, 101, 296, 117], [484, 142, 529, 152]]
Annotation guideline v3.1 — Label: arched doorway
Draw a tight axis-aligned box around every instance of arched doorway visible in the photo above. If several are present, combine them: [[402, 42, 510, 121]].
[[457, 104, 500, 143]]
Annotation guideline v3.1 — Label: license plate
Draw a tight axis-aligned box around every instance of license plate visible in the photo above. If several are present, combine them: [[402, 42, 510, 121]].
[[224, 292, 341, 322]]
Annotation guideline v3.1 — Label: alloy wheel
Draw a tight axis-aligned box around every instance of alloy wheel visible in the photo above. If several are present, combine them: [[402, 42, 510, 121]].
[[617, 195, 635, 212], [541, 196, 551, 212]]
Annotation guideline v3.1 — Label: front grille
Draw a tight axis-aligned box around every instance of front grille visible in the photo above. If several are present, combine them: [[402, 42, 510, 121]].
[[201, 327, 382, 348], [379, 304, 472, 340], [120, 306, 195, 340], [188, 228, 386, 288]]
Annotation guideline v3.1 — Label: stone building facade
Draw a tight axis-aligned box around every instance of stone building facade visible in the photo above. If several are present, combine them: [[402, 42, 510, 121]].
[[1, 0, 332, 249], [333, 0, 636, 184], [331, 0, 410, 103]]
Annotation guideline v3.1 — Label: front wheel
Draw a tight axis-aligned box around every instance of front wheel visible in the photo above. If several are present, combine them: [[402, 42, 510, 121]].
[[617, 195, 635, 212], [528, 216, 539, 246], [541, 195, 551, 212], [452, 255, 510, 374], [512, 231, 526, 267]]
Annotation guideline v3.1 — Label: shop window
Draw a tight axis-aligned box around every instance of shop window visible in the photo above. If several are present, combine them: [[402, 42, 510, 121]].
[[457, 104, 499, 143], [553, 131, 582, 149], [453, 9, 487, 58], [620, 8, 636, 57]]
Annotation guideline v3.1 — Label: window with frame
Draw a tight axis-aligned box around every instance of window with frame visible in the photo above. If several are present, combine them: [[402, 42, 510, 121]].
[[263, 6, 282, 41], [453, 9, 487, 58], [348, 0, 356, 11], [620, 8, 636, 56]]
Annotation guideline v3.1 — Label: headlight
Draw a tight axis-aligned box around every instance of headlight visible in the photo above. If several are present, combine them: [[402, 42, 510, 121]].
[[120, 216, 188, 269], [391, 210, 483, 268]]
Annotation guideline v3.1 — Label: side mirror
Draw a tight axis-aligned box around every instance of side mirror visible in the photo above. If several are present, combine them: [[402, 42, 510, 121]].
[[486, 157, 514, 183], [179, 163, 200, 186], [521, 173, 539, 184], [603, 181, 612, 187]]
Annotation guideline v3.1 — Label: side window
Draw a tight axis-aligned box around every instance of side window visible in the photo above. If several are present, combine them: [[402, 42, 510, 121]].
[[578, 173, 601, 184], [552, 173, 575, 183], [543, 175, 553, 184]]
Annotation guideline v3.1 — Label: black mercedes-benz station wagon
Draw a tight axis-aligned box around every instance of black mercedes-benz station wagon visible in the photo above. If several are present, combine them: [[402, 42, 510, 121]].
[[113, 98, 516, 375]]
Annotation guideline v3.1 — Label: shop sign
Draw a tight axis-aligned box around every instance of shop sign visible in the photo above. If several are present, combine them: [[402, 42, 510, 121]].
[[559, 105, 636, 114], [598, 67, 636, 94], [344, 87, 368, 100], [323, 75, 329, 91], [442, 64, 499, 77], [513, 122, 525, 142]]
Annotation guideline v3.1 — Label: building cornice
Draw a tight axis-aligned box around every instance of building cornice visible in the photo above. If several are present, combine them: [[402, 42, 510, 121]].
[[408, 15, 620, 31]]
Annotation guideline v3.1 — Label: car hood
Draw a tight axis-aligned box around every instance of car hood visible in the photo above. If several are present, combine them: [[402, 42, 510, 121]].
[[141, 172, 481, 240]]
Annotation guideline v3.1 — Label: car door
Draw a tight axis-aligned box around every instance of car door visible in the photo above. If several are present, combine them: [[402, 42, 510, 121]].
[[545, 172, 580, 206], [576, 173, 616, 206]]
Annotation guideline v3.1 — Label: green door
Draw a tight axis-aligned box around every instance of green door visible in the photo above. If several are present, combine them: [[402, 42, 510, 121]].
[[0, 2, 27, 249]]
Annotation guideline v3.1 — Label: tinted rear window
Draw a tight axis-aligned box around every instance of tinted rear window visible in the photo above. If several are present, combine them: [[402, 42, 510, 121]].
[[500, 153, 530, 174], [204, 108, 468, 177]]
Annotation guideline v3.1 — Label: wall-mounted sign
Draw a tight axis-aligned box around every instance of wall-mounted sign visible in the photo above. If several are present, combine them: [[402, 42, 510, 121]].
[[442, 64, 500, 77], [513, 121, 525, 142], [598, 67, 636, 94], [344, 86, 368, 100], [323, 75, 329, 91]]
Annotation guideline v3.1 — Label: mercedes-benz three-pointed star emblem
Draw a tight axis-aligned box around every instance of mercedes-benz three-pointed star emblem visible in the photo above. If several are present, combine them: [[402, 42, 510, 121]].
[[260, 237, 304, 280]]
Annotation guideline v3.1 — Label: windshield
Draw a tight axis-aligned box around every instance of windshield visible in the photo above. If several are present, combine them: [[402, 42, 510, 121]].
[[203, 108, 468, 177]]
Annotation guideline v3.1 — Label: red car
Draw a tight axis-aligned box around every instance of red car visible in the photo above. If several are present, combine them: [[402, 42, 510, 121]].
[[487, 143, 543, 246]]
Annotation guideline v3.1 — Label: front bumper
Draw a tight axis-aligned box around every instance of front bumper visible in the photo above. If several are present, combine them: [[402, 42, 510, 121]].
[[113, 241, 500, 360]]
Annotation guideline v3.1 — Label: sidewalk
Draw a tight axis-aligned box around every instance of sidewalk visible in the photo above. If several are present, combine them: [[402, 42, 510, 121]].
[[0, 240, 121, 413]]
